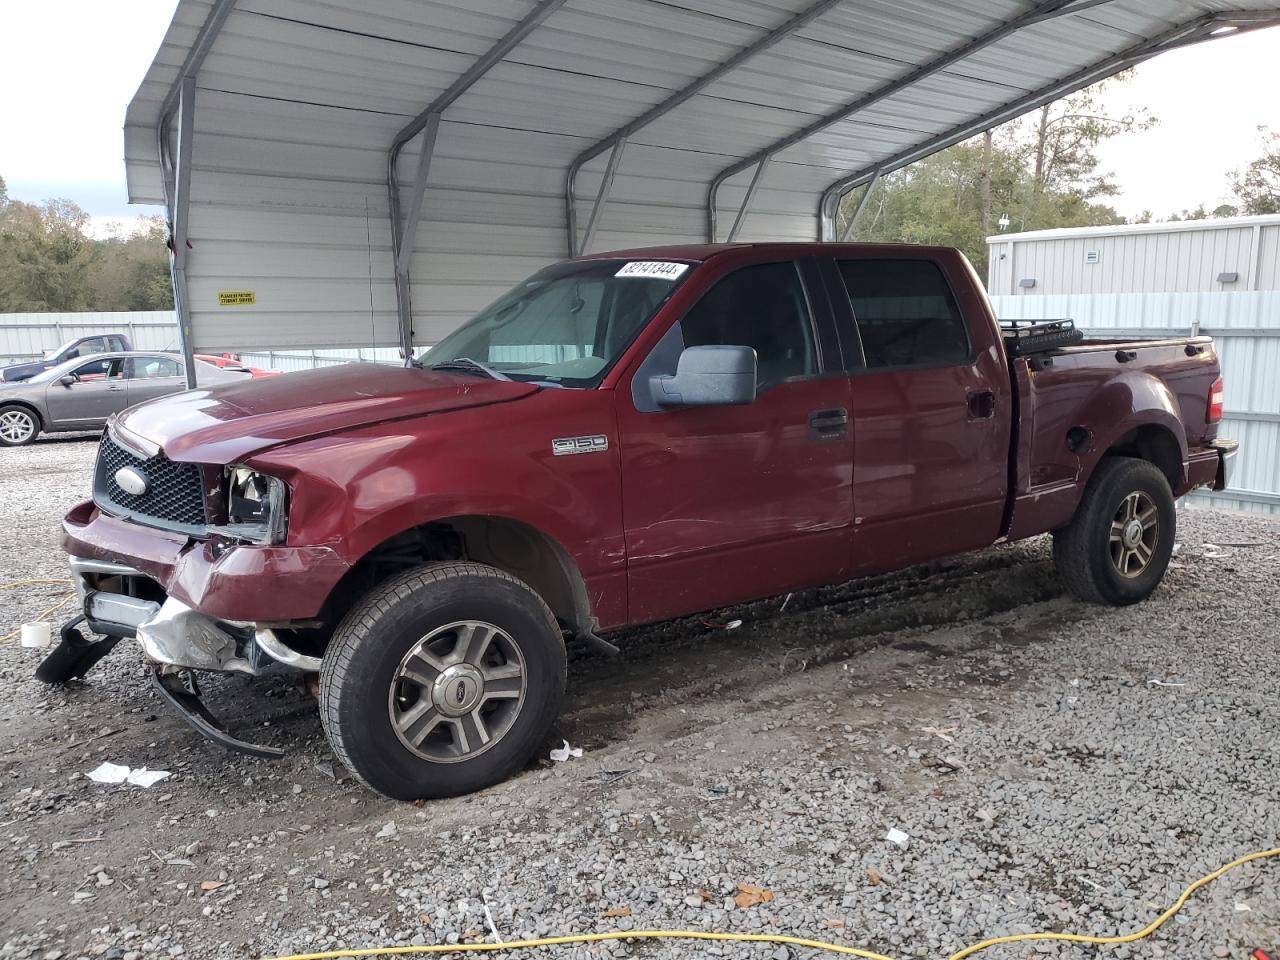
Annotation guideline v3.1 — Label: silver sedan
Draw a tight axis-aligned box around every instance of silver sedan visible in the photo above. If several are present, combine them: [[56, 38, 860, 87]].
[[0, 352, 250, 447]]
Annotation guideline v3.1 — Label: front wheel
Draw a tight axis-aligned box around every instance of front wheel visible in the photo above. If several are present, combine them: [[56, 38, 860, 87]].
[[319, 562, 566, 800], [1053, 457, 1176, 606], [0, 405, 40, 446]]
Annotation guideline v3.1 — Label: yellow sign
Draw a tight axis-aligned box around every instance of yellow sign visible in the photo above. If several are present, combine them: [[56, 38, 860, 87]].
[[218, 291, 255, 306]]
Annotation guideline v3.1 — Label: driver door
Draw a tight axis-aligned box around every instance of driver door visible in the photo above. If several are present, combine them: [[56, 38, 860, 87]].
[[616, 260, 853, 624], [43, 357, 129, 427]]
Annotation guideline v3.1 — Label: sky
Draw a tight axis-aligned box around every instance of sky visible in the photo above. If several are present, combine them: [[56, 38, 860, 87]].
[[0, 2, 1278, 230]]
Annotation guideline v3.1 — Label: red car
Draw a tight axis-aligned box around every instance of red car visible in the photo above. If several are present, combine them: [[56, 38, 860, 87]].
[[45, 243, 1236, 799], [194, 353, 281, 378]]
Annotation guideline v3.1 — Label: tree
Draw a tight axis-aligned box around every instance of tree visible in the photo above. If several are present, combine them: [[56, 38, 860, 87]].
[[0, 176, 173, 312], [839, 73, 1150, 277], [0, 198, 98, 311], [88, 217, 174, 311], [1232, 126, 1280, 215]]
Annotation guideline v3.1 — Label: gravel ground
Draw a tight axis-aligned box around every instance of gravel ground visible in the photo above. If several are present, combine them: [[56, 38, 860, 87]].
[[0, 436, 1277, 960]]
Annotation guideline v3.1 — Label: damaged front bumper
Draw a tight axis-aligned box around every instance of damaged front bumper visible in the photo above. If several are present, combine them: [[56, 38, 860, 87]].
[[50, 555, 325, 759], [71, 556, 321, 675]]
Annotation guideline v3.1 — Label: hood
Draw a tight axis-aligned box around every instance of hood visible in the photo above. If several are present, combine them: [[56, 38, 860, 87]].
[[114, 362, 539, 464]]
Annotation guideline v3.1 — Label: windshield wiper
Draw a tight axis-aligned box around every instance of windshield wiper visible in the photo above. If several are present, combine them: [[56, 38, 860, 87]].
[[427, 357, 510, 381]]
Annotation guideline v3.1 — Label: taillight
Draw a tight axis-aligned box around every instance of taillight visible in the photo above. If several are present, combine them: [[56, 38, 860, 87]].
[[1207, 375, 1224, 424]]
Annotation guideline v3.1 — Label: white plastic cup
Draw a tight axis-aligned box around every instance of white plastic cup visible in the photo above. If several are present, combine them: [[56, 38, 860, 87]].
[[20, 622, 51, 649]]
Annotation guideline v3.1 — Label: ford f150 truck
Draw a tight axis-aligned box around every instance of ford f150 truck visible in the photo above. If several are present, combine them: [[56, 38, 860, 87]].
[[41, 243, 1237, 800]]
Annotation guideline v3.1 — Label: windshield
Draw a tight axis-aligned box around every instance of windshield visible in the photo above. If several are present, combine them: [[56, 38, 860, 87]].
[[43, 339, 78, 360], [421, 258, 694, 387]]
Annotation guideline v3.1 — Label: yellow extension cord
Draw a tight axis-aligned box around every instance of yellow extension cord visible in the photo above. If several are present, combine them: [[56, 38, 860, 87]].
[[271, 847, 1280, 960], [0, 577, 74, 643]]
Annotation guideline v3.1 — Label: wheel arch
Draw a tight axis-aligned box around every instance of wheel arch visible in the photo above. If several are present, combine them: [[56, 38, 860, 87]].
[[1093, 420, 1185, 493], [0, 400, 45, 430], [328, 514, 594, 638]]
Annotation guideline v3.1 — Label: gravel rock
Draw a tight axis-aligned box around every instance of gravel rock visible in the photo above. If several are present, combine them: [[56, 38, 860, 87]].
[[0, 439, 1277, 959]]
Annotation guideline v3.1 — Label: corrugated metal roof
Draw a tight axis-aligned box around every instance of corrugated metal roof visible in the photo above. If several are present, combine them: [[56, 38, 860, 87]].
[[123, 0, 1280, 352]]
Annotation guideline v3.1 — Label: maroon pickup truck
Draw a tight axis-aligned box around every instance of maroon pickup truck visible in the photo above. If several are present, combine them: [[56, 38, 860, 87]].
[[42, 243, 1236, 800]]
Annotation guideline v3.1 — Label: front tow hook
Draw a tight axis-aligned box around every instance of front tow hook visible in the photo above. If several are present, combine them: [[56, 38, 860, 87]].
[[150, 668, 286, 760]]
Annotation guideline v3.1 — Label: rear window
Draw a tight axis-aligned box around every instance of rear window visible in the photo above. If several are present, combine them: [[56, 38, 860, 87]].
[[835, 259, 970, 370]]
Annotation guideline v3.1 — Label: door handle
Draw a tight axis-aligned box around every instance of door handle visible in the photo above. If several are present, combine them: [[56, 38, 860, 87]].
[[967, 390, 995, 420], [808, 408, 848, 441]]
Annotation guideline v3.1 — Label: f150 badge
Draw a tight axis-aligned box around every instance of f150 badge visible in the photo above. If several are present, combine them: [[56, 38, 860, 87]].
[[552, 435, 608, 456]]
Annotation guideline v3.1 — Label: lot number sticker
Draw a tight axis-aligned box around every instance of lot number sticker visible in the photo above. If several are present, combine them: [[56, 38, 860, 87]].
[[218, 291, 256, 306], [615, 261, 689, 281]]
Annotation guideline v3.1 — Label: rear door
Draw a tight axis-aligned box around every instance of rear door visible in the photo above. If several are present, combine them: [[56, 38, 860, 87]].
[[825, 255, 1009, 574], [125, 356, 187, 406], [616, 258, 853, 624], [43, 357, 129, 426]]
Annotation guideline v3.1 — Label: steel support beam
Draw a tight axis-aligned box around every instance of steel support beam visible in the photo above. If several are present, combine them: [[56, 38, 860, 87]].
[[170, 77, 199, 389], [388, 0, 568, 360], [726, 159, 769, 243], [817, 11, 1280, 235], [566, 0, 845, 256], [152, 0, 236, 376], [707, 0, 1121, 242], [579, 139, 627, 256], [837, 170, 880, 242]]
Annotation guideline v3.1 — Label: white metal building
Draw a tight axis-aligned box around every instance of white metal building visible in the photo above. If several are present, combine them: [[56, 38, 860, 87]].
[[124, 1, 1280, 369], [987, 216, 1280, 514]]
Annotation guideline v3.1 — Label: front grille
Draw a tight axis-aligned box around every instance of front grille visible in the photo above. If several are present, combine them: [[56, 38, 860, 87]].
[[94, 436, 208, 532]]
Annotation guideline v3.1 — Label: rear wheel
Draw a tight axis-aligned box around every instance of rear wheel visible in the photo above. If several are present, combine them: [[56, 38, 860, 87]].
[[319, 562, 565, 800], [1053, 457, 1176, 606], [0, 406, 39, 446]]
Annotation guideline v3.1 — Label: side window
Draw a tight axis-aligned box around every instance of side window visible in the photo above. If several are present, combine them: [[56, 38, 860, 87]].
[[72, 359, 112, 381], [107, 336, 127, 351], [680, 262, 817, 391], [836, 259, 970, 370], [127, 357, 182, 380], [79, 338, 107, 357]]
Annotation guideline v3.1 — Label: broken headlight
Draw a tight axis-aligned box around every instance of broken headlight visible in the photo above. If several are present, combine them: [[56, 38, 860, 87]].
[[224, 466, 288, 544]]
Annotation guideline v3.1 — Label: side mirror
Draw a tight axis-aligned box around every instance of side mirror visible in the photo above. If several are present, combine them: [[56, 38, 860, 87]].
[[650, 345, 756, 408], [59, 374, 77, 387]]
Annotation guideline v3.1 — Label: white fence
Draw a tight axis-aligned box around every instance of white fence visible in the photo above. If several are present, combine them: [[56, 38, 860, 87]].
[[239, 347, 402, 372], [0, 311, 179, 364], [991, 291, 1280, 515]]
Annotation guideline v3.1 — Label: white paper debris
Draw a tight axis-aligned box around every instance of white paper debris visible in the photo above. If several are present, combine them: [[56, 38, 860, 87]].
[[87, 762, 131, 784], [549, 740, 583, 762], [87, 762, 171, 787], [1147, 679, 1188, 688], [885, 827, 910, 847], [127, 768, 171, 788]]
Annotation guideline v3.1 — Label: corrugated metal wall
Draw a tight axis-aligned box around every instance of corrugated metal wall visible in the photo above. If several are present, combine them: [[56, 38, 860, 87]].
[[988, 215, 1280, 296], [989, 291, 1280, 515], [0, 312, 180, 365]]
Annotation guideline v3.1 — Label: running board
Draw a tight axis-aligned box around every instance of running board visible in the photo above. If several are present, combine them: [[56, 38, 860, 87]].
[[150, 669, 286, 760]]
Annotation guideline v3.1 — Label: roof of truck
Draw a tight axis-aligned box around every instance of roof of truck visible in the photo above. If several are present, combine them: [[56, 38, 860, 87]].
[[582, 242, 965, 263]]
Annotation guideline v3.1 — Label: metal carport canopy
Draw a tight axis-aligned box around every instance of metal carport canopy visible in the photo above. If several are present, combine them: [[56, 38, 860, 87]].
[[124, 0, 1280, 366]]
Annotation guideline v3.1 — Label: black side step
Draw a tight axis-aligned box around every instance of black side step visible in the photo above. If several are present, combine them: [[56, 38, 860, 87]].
[[150, 669, 286, 760]]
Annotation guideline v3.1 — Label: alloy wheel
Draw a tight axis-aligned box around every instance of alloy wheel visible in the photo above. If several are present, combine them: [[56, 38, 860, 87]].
[[0, 410, 34, 444], [1109, 490, 1159, 578], [387, 620, 526, 763]]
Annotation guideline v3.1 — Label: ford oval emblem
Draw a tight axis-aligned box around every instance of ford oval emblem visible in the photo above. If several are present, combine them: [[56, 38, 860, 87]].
[[114, 466, 149, 496]]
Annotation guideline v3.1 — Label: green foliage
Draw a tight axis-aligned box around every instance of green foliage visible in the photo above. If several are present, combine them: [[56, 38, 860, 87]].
[[840, 76, 1148, 277], [1232, 126, 1280, 216], [0, 187, 173, 312]]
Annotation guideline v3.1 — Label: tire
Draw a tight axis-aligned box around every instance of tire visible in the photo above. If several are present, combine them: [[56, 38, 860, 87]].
[[1053, 456, 1176, 606], [0, 405, 40, 446], [319, 562, 566, 800]]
